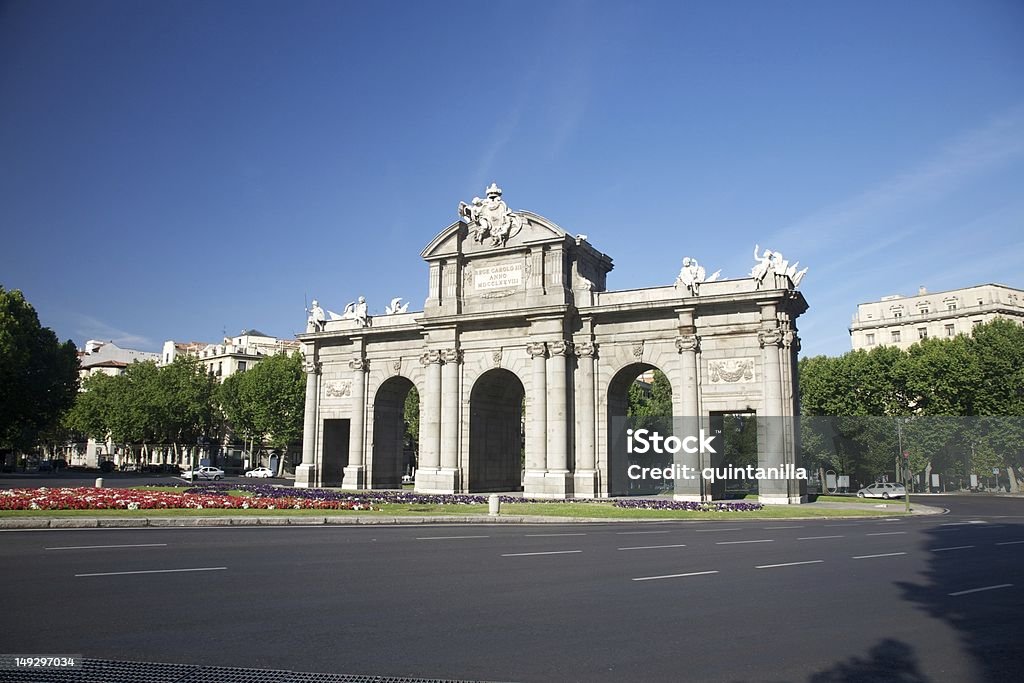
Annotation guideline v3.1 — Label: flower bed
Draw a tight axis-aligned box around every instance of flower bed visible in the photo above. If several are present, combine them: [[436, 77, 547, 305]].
[[613, 499, 764, 512], [183, 483, 590, 506], [0, 487, 375, 511]]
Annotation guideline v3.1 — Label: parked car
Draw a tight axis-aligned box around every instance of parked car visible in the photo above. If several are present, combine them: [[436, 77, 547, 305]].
[[181, 466, 225, 481], [856, 482, 907, 499], [245, 467, 274, 478]]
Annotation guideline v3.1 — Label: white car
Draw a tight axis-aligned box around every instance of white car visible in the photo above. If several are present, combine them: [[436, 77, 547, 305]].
[[856, 482, 907, 499], [181, 466, 225, 481], [245, 467, 274, 478]]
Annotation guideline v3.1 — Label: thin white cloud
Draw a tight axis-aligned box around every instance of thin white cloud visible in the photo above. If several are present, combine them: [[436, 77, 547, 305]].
[[70, 313, 156, 351], [771, 104, 1024, 251]]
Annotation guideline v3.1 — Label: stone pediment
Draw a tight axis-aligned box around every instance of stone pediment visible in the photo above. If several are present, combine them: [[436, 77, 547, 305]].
[[420, 211, 569, 261]]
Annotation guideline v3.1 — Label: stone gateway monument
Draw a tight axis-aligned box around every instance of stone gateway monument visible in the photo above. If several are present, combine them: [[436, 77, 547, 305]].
[[296, 185, 809, 504]]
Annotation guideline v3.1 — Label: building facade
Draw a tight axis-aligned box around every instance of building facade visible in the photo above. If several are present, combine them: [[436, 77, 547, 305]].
[[162, 330, 301, 381], [850, 284, 1024, 351], [296, 186, 809, 503]]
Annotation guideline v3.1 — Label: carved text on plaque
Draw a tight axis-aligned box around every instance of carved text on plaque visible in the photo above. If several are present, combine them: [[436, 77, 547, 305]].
[[474, 262, 523, 291]]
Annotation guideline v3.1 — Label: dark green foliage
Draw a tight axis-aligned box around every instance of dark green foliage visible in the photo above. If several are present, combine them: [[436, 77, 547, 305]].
[[0, 287, 79, 452]]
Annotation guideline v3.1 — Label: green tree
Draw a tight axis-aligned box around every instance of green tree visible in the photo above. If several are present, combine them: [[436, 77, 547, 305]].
[[404, 387, 420, 458], [218, 352, 304, 475], [0, 287, 79, 455]]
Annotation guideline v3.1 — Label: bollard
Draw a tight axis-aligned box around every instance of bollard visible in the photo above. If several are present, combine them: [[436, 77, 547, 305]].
[[95, 478, 103, 488], [488, 494, 500, 517]]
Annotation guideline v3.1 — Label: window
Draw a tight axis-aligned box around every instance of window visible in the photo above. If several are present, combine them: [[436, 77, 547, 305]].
[[945, 299, 958, 311], [918, 328, 928, 340], [972, 320, 983, 328], [918, 306, 930, 315], [977, 298, 984, 306], [866, 333, 875, 345], [238, 361, 247, 372], [891, 330, 901, 343], [892, 309, 903, 319], [945, 324, 955, 337]]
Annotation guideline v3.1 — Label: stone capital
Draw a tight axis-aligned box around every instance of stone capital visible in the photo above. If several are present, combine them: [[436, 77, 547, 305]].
[[348, 357, 369, 373], [419, 349, 444, 366], [783, 330, 801, 352], [675, 334, 701, 354], [441, 348, 463, 365], [758, 328, 785, 348], [549, 340, 574, 357], [302, 358, 321, 375], [575, 341, 597, 358], [526, 342, 548, 359]]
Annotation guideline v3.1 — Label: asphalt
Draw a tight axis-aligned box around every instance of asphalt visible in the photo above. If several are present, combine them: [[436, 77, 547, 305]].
[[1, 495, 1022, 682]]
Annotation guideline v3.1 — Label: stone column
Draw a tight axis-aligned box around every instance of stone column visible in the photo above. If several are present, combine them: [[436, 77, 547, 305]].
[[439, 348, 462, 487], [544, 340, 573, 498], [295, 356, 320, 488], [415, 350, 448, 492], [420, 351, 442, 470], [674, 334, 703, 501], [342, 357, 368, 490], [758, 327, 791, 504], [524, 342, 548, 495], [573, 341, 598, 498]]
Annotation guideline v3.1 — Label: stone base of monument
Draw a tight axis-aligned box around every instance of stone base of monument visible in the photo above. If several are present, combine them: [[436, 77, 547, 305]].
[[673, 494, 705, 502], [293, 464, 317, 489], [341, 465, 365, 490], [414, 468, 461, 494], [524, 470, 574, 499], [573, 470, 600, 499], [758, 494, 809, 505]]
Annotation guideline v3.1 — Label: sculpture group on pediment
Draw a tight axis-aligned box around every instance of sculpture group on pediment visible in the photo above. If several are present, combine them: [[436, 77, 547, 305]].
[[458, 182, 524, 248], [385, 297, 409, 315], [306, 299, 326, 332], [675, 257, 721, 296], [751, 245, 808, 289], [342, 296, 371, 327]]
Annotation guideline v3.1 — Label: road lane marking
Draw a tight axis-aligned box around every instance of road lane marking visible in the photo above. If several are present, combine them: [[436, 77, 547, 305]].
[[932, 546, 975, 552], [764, 526, 804, 529], [415, 535, 490, 540], [996, 540, 1024, 546], [616, 530, 672, 535], [75, 567, 226, 577], [949, 584, 1013, 597], [867, 531, 908, 536], [716, 539, 774, 545], [618, 544, 687, 551], [852, 552, 907, 559], [45, 543, 168, 550], [524, 533, 587, 537], [501, 550, 582, 557], [798, 535, 844, 540], [755, 560, 824, 569], [632, 570, 718, 582], [694, 528, 741, 532]]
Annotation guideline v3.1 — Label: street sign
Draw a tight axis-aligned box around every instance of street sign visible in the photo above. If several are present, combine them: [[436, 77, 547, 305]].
[[992, 467, 1000, 475]]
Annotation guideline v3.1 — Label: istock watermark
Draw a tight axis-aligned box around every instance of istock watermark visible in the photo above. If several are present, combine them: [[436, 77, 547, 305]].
[[627, 463, 808, 482], [625, 428, 716, 454]]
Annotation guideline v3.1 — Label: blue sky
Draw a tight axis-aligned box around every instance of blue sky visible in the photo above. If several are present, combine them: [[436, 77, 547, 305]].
[[2, 0, 1022, 357]]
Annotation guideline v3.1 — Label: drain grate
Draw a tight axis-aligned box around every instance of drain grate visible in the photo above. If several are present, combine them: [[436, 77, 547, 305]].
[[0, 658, 492, 683]]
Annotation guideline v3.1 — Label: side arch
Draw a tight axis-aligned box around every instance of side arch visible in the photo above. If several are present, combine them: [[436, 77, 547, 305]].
[[605, 362, 674, 496], [370, 375, 417, 488]]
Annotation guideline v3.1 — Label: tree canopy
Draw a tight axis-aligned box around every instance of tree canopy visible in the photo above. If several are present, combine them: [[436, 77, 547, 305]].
[[799, 319, 1024, 490], [0, 287, 79, 452]]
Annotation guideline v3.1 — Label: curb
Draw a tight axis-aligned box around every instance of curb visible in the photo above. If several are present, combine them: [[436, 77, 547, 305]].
[[0, 505, 945, 529]]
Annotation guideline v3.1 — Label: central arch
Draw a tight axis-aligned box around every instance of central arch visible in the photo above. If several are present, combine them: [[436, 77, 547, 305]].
[[606, 362, 674, 496], [468, 369, 525, 493]]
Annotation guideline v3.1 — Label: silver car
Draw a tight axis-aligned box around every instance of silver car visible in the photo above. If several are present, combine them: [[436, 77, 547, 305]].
[[181, 466, 225, 481], [856, 482, 907, 499]]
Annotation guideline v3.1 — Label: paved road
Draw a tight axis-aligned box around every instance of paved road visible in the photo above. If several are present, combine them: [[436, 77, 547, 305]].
[[1, 495, 1022, 682]]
